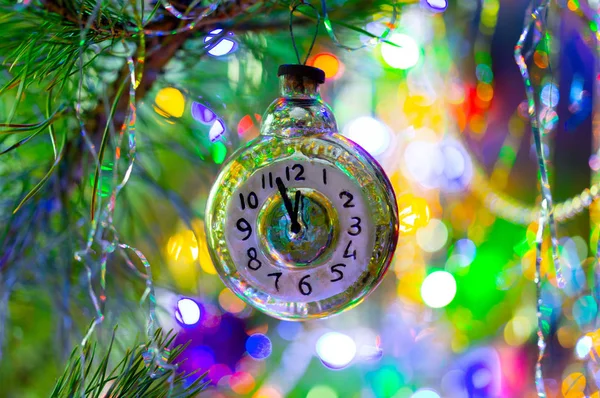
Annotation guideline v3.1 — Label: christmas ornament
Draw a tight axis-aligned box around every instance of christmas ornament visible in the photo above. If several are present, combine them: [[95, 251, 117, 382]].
[[204, 64, 399, 320]]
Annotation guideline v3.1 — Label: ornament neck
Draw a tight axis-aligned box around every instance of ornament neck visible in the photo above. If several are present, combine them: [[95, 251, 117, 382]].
[[279, 75, 320, 100], [260, 66, 336, 138]]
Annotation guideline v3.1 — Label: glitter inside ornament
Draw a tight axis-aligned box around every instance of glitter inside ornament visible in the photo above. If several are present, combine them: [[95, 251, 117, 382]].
[[205, 65, 399, 320]]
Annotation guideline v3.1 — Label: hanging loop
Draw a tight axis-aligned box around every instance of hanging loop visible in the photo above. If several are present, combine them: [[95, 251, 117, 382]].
[[289, 1, 320, 65]]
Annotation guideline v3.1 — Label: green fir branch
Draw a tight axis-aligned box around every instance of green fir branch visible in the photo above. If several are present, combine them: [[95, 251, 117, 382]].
[[51, 328, 208, 398]]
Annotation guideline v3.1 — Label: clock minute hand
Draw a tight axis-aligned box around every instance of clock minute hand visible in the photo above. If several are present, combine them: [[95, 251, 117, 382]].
[[275, 177, 302, 233]]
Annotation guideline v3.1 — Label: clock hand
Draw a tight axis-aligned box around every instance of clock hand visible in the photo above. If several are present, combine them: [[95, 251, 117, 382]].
[[293, 190, 302, 225], [275, 177, 302, 233]]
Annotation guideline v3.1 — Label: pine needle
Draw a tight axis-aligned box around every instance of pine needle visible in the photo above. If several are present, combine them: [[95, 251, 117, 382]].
[[50, 327, 207, 398]]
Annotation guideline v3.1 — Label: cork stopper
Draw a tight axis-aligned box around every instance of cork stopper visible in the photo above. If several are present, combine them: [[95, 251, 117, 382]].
[[277, 64, 326, 84], [277, 64, 325, 99]]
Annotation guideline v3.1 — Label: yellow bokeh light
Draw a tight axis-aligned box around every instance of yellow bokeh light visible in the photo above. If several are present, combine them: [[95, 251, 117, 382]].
[[451, 332, 469, 353], [397, 194, 430, 234], [503, 316, 533, 346], [192, 219, 217, 275], [154, 87, 185, 118], [561, 372, 585, 398], [165, 219, 216, 290], [167, 230, 197, 263], [469, 114, 487, 134], [476, 82, 494, 102], [253, 386, 282, 398], [557, 326, 579, 349], [397, 267, 425, 303]]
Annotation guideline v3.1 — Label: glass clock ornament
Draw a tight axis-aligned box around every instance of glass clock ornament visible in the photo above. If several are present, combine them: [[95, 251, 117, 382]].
[[205, 64, 399, 320]]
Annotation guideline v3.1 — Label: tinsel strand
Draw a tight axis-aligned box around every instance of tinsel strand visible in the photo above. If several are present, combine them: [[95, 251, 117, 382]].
[[534, 200, 548, 397], [514, 0, 564, 287], [320, 0, 398, 50], [141, 0, 222, 37], [514, 2, 562, 396]]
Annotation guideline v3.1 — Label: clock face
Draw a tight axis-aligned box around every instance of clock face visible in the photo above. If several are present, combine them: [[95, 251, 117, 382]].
[[205, 134, 398, 320], [225, 158, 376, 303]]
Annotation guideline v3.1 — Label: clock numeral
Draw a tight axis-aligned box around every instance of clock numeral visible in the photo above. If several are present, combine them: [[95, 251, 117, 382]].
[[236, 218, 252, 241], [239, 192, 258, 210], [247, 247, 262, 270], [323, 168, 327, 185], [298, 275, 312, 296], [285, 166, 291, 181], [343, 241, 357, 260], [339, 191, 355, 208], [292, 164, 305, 181], [348, 217, 362, 236], [268, 272, 282, 291], [262, 172, 274, 189], [330, 263, 346, 282]]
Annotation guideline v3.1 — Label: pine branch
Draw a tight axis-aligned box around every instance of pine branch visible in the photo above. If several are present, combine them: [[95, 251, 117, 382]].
[[50, 327, 208, 397]]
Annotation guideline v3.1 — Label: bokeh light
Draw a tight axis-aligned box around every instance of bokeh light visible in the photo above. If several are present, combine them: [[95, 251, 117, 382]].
[[404, 139, 473, 192], [209, 120, 226, 142], [421, 271, 457, 308], [503, 316, 534, 346], [238, 114, 262, 139], [540, 82, 559, 107], [204, 29, 237, 57], [424, 0, 447, 11], [246, 333, 272, 360], [575, 335, 593, 359], [154, 87, 185, 118], [316, 332, 357, 369], [229, 371, 255, 394], [397, 194, 430, 234], [369, 366, 403, 397], [175, 298, 201, 326], [562, 372, 585, 398], [447, 239, 477, 269], [381, 33, 420, 70], [191, 101, 217, 124], [166, 230, 198, 262], [165, 220, 216, 289], [208, 363, 232, 384], [277, 321, 303, 341], [573, 295, 597, 327], [343, 116, 392, 156], [218, 288, 246, 314], [211, 141, 227, 164], [191, 101, 226, 142], [253, 386, 282, 398], [311, 53, 342, 79], [307, 385, 338, 398], [416, 219, 449, 252], [411, 389, 441, 398]]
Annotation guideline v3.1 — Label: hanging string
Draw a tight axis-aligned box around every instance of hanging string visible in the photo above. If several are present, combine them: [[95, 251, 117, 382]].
[[289, 1, 320, 65]]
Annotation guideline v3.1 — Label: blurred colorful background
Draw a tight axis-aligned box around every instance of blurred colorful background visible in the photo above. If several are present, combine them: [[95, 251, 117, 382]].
[[2, 0, 600, 396]]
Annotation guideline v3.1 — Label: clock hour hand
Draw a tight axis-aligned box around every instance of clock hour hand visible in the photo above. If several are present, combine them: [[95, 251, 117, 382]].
[[275, 177, 302, 233]]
